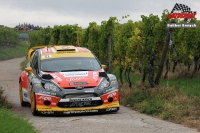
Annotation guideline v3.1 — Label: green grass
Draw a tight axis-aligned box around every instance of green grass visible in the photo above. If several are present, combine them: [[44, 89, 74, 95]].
[[115, 69, 200, 131], [20, 58, 28, 71], [161, 77, 200, 97], [0, 107, 39, 133], [0, 87, 39, 133], [112, 68, 200, 98], [0, 41, 29, 61], [112, 69, 141, 85]]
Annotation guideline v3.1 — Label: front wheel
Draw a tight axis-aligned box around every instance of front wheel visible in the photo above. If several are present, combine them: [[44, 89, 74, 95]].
[[30, 90, 38, 116]]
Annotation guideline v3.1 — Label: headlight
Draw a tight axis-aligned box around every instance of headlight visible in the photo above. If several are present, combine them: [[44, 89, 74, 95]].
[[44, 82, 60, 91], [98, 79, 110, 90]]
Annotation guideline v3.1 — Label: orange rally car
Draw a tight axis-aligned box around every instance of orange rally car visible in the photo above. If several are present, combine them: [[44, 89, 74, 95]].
[[19, 45, 120, 115]]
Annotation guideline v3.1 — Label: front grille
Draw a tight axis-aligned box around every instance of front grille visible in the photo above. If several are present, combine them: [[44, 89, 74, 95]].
[[63, 93, 97, 98], [57, 100, 103, 108]]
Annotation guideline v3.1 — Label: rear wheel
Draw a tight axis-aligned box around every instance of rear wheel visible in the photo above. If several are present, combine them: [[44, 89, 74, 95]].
[[30, 90, 38, 116], [19, 82, 28, 107]]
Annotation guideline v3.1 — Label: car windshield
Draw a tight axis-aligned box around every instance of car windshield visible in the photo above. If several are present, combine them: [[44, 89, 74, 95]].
[[40, 57, 102, 72]]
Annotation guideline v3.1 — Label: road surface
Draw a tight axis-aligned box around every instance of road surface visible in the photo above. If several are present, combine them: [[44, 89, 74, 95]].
[[0, 57, 198, 133]]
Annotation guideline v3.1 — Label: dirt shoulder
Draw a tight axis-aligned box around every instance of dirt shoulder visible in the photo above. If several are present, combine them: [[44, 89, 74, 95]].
[[0, 57, 198, 133]]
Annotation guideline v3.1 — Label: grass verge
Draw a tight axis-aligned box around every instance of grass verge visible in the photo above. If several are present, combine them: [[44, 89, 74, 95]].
[[0, 107, 39, 133], [20, 58, 28, 70], [0, 87, 39, 133], [116, 68, 200, 131], [0, 41, 29, 61]]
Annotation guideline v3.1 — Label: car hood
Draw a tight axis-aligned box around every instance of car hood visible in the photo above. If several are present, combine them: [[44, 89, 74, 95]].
[[42, 70, 104, 89]]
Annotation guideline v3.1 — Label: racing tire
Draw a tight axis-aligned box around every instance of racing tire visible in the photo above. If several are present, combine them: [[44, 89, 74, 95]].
[[30, 90, 38, 116], [19, 82, 28, 107]]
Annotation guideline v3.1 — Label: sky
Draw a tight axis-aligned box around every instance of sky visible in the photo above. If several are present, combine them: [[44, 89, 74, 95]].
[[1, 0, 200, 28]]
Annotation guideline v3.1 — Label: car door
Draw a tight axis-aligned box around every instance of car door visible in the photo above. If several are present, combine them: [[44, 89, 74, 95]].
[[27, 51, 39, 99]]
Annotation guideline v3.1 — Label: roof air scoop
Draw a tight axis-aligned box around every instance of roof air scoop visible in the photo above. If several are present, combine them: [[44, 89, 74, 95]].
[[54, 45, 76, 51]]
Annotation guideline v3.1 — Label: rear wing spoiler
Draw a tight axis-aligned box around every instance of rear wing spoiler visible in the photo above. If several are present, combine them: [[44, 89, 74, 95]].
[[26, 45, 75, 61], [27, 46, 47, 60]]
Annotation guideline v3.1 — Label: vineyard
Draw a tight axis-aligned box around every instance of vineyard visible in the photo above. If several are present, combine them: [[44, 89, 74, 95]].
[[28, 9, 200, 87], [0, 26, 19, 46]]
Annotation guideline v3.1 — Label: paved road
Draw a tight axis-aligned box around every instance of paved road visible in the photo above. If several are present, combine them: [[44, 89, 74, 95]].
[[0, 57, 199, 133]]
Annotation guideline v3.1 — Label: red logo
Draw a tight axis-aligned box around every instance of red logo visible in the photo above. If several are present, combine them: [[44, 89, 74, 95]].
[[168, 3, 197, 21], [168, 13, 196, 19]]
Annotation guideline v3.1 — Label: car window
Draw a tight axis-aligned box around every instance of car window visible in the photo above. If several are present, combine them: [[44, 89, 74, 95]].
[[40, 57, 101, 72], [30, 52, 39, 74], [26, 62, 30, 68]]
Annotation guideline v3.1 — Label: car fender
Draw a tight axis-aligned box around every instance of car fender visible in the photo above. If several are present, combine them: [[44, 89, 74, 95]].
[[20, 71, 28, 89]]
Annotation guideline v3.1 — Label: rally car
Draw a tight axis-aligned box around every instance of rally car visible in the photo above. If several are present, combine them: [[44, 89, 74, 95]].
[[19, 45, 120, 115]]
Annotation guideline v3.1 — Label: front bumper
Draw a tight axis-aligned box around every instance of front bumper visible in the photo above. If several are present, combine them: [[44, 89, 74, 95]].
[[35, 90, 120, 115], [37, 102, 119, 115]]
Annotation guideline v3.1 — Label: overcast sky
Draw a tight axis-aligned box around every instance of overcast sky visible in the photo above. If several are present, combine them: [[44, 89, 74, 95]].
[[1, 0, 199, 28]]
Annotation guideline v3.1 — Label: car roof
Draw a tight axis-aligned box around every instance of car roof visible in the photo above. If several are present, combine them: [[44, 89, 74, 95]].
[[37, 45, 95, 60]]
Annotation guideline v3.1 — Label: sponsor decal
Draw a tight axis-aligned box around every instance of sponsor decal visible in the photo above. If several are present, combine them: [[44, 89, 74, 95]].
[[69, 82, 89, 86], [51, 74, 62, 82], [61, 71, 88, 77], [38, 95, 52, 101], [106, 108, 118, 111], [51, 102, 57, 106], [41, 111, 54, 114], [167, 3, 197, 28], [93, 72, 98, 82], [107, 92, 117, 98], [69, 101, 91, 107], [66, 77, 86, 82], [42, 55, 52, 59], [70, 98, 92, 102], [168, 3, 197, 21], [84, 89, 94, 93], [63, 112, 70, 114], [63, 110, 98, 114]]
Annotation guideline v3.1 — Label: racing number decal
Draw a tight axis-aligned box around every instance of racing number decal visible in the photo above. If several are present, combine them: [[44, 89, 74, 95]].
[[42, 55, 52, 59]]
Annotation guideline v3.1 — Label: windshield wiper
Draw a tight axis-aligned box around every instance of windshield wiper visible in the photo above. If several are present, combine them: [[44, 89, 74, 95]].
[[61, 69, 93, 72]]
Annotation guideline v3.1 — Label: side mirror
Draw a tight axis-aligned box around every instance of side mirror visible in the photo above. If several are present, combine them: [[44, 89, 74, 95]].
[[102, 65, 107, 70], [25, 67, 32, 74]]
